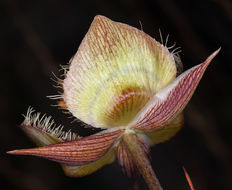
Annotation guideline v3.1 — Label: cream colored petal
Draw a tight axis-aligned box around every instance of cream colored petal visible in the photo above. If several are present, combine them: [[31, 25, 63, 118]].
[[144, 113, 184, 146], [63, 15, 177, 129]]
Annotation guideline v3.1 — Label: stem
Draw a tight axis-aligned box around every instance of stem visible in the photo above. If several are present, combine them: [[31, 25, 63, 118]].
[[123, 130, 163, 190]]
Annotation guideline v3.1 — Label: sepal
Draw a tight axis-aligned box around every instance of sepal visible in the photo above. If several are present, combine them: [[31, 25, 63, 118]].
[[131, 49, 220, 132], [8, 128, 123, 166]]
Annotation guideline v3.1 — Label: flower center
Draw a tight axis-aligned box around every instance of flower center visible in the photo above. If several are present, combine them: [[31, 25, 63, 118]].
[[101, 87, 151, 127]]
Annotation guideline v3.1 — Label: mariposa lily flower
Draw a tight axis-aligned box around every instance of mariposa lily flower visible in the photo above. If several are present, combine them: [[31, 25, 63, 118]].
[[8, 15, 220, 190]]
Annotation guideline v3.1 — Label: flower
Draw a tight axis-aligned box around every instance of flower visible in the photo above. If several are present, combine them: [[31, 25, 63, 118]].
[[8, 15, 220, 190]]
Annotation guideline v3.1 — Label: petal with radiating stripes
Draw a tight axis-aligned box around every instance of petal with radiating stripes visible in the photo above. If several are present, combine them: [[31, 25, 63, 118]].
[[63, 15, 177, 129]]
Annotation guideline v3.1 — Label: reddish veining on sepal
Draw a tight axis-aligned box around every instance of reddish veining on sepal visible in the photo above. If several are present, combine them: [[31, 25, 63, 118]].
[[133, 49, 220, 132], [137, 135, 151, 160], [116, 140, 140, 179], [8, 128, 123, 166], [122, 131, 162, 190], [116, 134, 151, 179]]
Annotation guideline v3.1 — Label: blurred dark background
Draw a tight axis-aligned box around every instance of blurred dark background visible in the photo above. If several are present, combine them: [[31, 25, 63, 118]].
[[1, 0, 231, 189]]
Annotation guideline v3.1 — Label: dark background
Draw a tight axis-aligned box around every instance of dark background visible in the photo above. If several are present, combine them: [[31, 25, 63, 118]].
[[1, 0, 231, 189]]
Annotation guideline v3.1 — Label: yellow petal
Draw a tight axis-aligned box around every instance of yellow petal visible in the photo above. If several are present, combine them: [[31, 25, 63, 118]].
[[144, 113, 184, 145], [63, 15, 177, 129], [61, 149, 115, 177]]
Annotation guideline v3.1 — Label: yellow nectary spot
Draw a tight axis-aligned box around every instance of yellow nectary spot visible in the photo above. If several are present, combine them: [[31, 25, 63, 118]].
[[100, 86, 151, 127]]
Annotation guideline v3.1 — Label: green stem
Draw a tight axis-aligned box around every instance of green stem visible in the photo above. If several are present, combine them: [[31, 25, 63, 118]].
[[123, 130, 163, 190]]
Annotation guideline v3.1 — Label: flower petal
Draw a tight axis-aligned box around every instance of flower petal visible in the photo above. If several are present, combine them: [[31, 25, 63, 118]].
[[63, 15, 177, 129], [130, 49, 220, 132], [8, 128, 123, 166], [144, 113, 184, 146]]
